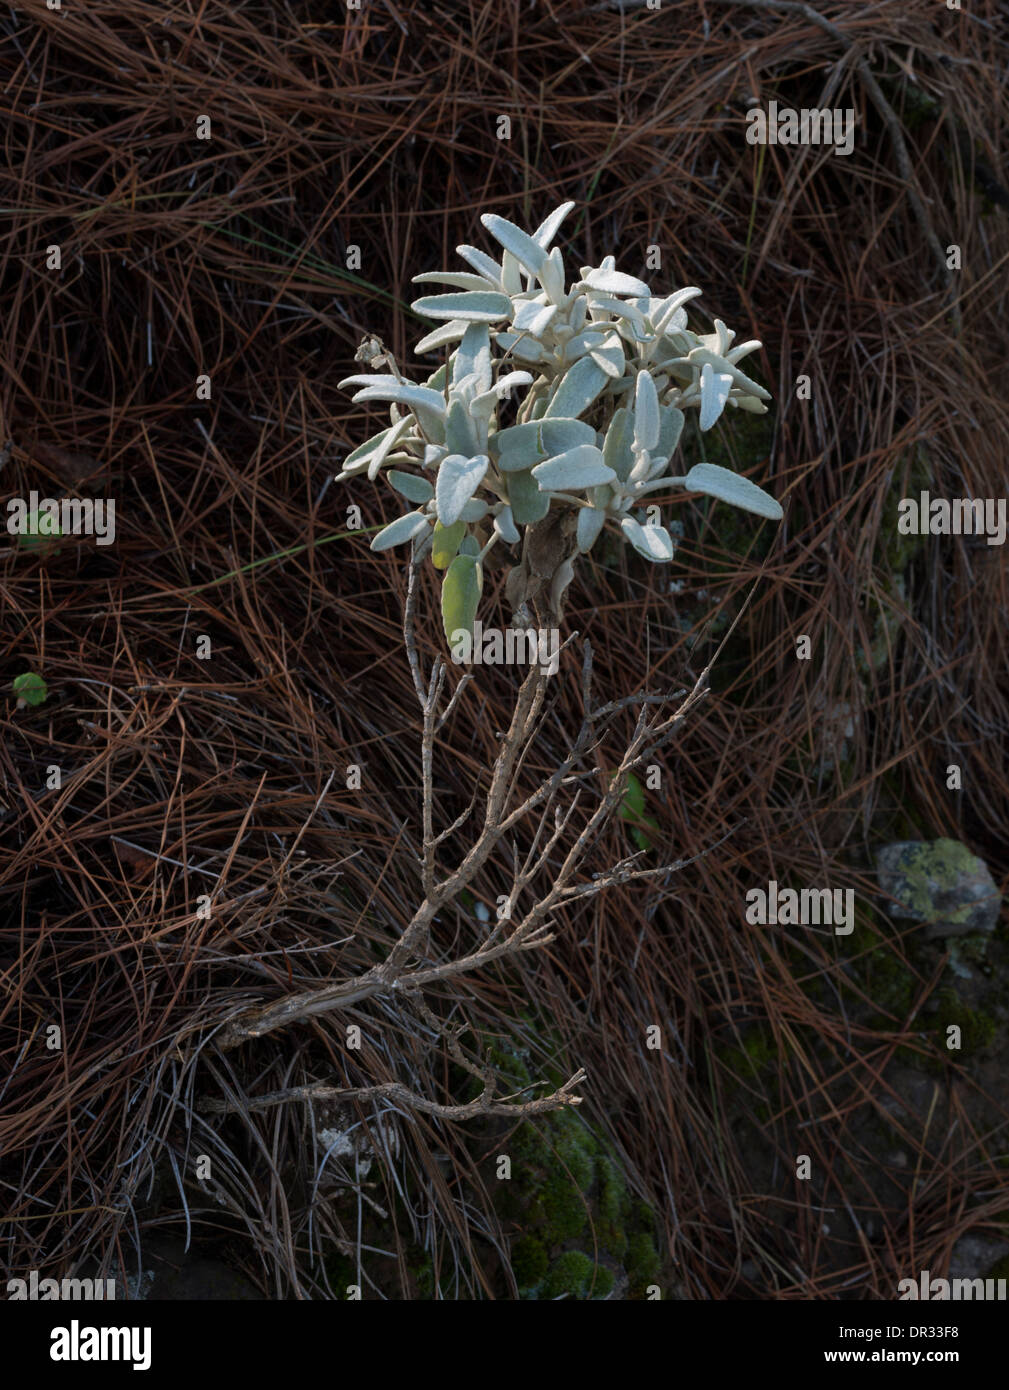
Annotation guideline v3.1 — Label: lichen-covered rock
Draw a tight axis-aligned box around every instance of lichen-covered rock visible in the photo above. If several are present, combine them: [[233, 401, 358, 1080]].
[[875, 839, 1001, 939]]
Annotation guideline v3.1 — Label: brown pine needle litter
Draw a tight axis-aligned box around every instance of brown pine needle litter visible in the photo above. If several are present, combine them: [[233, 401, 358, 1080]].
[[1, 0, 1007, 1299]]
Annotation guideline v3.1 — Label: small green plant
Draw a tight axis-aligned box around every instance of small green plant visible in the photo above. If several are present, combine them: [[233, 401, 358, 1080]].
[[12, 672, 48, 707], [615, 770, 660, 853], [15, 510, 62, 553]]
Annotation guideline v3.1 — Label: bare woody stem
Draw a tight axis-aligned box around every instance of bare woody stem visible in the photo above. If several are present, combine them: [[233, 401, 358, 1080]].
[[210, 550, 740, 1129]]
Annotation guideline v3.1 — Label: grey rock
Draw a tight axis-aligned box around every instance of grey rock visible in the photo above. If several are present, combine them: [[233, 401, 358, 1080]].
[[874, 839, 1001, 939], [948, 1233, 1009, 1280]]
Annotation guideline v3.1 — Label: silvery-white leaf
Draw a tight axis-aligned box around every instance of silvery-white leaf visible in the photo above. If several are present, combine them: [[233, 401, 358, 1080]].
[[634, 369, 660, 451], [576, 505, 607, 553], [581, 267, 651, 297], [350, 383, 447, 440], [469, 370, 534, 418], [436, 453, 489, 526], [689, 346, 771, 400], [684, 462, 782, 520], [500, 249, 524, 296], [493, 332, 545, 363], [588, 332, 625, 379], [586, 294, 646, 328], [699, 361, 733, 431], [602, 407, 635, 483], [367, 416, 415, 479], [388, 470, 434, 503], [424, 443, 447, 467], [735, 396, 769, 414], [512, 298, 558, 337], [412, 291, 512, 322], [415, 320, 469, 354], [455, 244, 503, 287], [445, 399, 480, 457], [620, 515, 675, 562], [544, 357, 609, 419], [413, 271, 498, 291], [659, 308, 688, 335], [494, 370, 534, 398], [699, 319, 734, 357], [451, 370, 479, 403], [628, 448, 653, 485], [532, 444, 615, 490], [563, 330, 606, 358], [453, 322, 492, 392], [371, 510, 430, 551], [468, 388, 499, 420], [651, 287, 703, 336], [655, 328, 693, 359], [338, 422, 401, 477], [480, 213, 548, 275], [653, 405, 685, 466], [569, 294, 588, 334], [531, 200, 575, 249], [630, 295, 663, 318], [460, 498, 489, 522], [538, 247, 565, 304], [727, 339, 762, 365], [425, 362, 448, 391], [493, 505, 521, 544], [338, 372, 401, 389], [495, 417, 596, 471]]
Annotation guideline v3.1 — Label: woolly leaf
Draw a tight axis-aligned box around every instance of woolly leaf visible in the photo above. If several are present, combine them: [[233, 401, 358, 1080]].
[[436, 453, 489, 526], [532, 445, 615, 491], [620, 516, 675, 561], [634, 368, 660, 451], [543, 357, 609, 420], [683, 463, 782, 520], [370, 511, 430, 551], [452, 322, 492, 392], [699, 361, 733, 431], [576, 505, 607, 553], [388, 470, 433, 503], [480, 213, 548, 276], [411, 291, 512, 322], [506, 467, 550, 525], [602, 407, 635, 483], [581, 267, 651, 296], [495, 418, 595, 472]]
